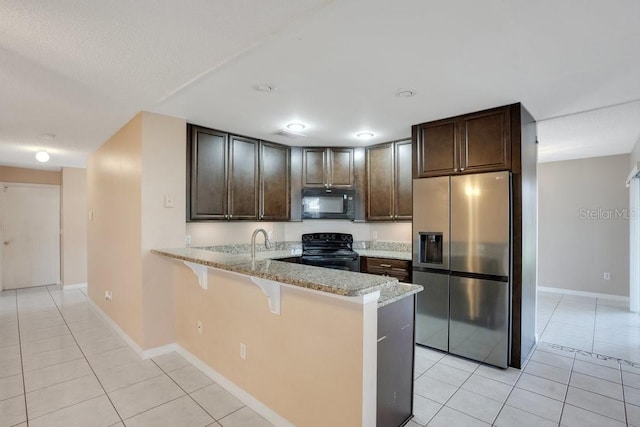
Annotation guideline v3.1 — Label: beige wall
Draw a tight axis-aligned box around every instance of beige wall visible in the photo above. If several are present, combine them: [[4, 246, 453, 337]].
[[186, 220, 412, 247], [88, 112, 185, 349], [140, 112, 186, 349], [538, 154, 630, 296], [61, 167, 87, 286], [173, 265, 366, 426], [88, 113, 144, 345], [0, 166, 61, 185]]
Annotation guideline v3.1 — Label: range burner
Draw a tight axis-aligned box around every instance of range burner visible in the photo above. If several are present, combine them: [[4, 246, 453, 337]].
[[300, 233, 359, 272]]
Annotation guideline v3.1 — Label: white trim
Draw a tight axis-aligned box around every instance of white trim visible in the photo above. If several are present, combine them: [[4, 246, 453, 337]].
[[84, 296, 292, 425], [63, 282, 87, 290], [630, 176, 640, 313], [626, 162, 640, 186], [174, 344, 295, 427], [361, 298, 377, 427], [142, 343, 178, 360], [538, 286, 630, 303], [86, 296, 145, 358]]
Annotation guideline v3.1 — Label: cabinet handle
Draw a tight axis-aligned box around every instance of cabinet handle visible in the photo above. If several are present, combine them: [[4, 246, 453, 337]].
[[229, 214, 233, 219], [380, 264, 392, 268], [454, 168, 458, 172], [401, 323, 411, 330], [460, 167, 465, 171], [377, 336, 387, 343]]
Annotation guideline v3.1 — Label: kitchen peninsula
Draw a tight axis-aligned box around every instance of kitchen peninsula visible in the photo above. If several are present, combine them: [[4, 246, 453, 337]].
[[153, 246, 421, 427]]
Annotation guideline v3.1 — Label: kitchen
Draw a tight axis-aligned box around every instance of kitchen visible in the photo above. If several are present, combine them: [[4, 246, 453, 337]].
[[1, 1, 640, 427]]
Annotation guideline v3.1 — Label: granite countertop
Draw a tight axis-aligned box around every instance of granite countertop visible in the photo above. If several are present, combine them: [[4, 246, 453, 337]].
[[152, 247, 421, 307]]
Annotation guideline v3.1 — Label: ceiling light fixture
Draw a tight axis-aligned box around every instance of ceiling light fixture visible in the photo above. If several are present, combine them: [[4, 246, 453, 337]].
[[35, 150, 50, 163], [255, 84, 277, 92], [286, 123, 306, 132], [356, 132, 374, 140], [395, 89, 416, 97]]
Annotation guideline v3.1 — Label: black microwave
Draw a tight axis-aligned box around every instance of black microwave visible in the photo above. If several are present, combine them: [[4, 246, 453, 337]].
[[301, 188, 355, 220]]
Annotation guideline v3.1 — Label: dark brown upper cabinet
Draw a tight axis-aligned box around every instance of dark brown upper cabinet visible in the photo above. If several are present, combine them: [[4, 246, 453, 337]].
[[394, 140, 412, 220], [188, 126, 228, 220], [302, 147, 354, 189], [228, 135, 259, 220], [366, 140, 412, 221], [260, 141, 290, 221], [413, 106, 511, 178], [187, 125, 290, 221]]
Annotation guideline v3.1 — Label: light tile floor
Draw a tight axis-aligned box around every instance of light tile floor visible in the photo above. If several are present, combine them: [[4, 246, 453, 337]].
[[1, 287, 639, 426], [0, 285, 271, 427]]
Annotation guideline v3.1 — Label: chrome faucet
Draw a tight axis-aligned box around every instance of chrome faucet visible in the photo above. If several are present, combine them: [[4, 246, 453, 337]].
[[251, 228, 272, 260]]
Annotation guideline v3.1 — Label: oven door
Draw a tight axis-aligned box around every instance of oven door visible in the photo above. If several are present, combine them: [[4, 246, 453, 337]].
[[300, 255, 360, 272]]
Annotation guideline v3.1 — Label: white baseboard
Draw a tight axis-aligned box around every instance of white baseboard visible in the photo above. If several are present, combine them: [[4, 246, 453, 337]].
[[142, 343, 177, 360], [84, 296, 291, 425], [538, 286, 630, 303], [86, 297, 146, 359], [174, 344, 294, 427], [63, 282, 87, 290]]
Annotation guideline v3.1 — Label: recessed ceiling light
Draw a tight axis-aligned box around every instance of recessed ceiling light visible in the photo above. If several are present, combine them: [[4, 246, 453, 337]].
[[255, 84, 277, 92], [286, 123, 306, 132], [35, 150, 50, 162], [356, 132, 374, 140], [395, 89, 416, 97]]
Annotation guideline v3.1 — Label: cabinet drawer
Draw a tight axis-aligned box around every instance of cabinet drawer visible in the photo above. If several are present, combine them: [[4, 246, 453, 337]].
[[364, 257, 411, 282], [366, 257, 410, 271]]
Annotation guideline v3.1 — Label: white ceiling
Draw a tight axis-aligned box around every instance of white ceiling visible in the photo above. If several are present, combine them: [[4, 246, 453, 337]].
[[2, 0, 640, 169]]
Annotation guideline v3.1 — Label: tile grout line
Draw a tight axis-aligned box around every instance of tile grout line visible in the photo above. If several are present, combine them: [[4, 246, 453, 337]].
[[151, 357, 250, 424], [621, 365, 629, 426], [557, 346, 577, 426], [43, 285, 126, 425], [12, 289, 30, 427]]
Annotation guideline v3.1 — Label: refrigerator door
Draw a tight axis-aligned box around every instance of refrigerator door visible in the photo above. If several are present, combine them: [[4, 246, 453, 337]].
[[414, 270, 449, 351], [413, 177, 450, 270], [449, 276, 509, 368], [450, 171, 510, 277]]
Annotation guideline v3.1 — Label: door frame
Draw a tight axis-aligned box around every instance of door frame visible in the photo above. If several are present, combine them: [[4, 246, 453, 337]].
[[0, 182, 61, 291]]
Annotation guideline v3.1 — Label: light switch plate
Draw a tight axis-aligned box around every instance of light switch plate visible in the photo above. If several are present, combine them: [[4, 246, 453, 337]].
[[163, 195, 174, 208]]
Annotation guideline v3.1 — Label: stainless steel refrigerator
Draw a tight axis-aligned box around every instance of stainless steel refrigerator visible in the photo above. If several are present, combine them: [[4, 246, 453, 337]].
[[412, 171, 511, 368]]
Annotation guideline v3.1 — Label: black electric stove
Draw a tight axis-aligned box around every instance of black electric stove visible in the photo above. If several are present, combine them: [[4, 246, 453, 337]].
[[300, 233, 360, 271]]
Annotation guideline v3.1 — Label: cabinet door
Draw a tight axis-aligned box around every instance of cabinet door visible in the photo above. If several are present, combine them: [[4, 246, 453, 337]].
[[260, 141, 290, 221], [228, 135, 259, 220], [394, 140, 412, 220], [414, 119, 457, 178], [188, 126, 228, 220], [328, 148, 354, 188], [302, 148, 326, 187], [460, 107, 511, 173], [366, 143, 394, 221]]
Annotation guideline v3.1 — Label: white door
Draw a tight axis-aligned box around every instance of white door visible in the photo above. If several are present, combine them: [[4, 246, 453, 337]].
[[1, 184, 60, 289]]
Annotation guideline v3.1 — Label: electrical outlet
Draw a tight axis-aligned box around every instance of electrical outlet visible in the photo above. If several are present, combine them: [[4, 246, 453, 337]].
[[104, 291, 112, 301], [267, 230, 273, 241], [163, 194, 174, 208], [604, 272, 611, 280], [372, 231, 378, 240], [185, 234, 192, 246], [240, 343, 247, 360], [197, 320, 202, 335]]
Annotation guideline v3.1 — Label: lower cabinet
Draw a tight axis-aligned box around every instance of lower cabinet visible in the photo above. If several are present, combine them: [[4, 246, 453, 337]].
[[361, 257, 412, 283], [377, 295, 415, 427]]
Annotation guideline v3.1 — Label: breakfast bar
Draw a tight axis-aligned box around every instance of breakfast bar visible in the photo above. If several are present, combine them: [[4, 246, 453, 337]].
[[153, 246, 421, 427]]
